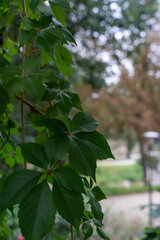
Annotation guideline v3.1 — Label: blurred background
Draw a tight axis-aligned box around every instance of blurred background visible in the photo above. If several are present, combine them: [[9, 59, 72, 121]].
[[1, 0, 160, 239], [67, 0, 160, 239]]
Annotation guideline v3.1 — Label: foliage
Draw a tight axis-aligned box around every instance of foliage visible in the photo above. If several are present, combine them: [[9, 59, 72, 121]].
[[0, 1, 114, 239], [66, 0, 158, 88], [141, 227, 160, 240]]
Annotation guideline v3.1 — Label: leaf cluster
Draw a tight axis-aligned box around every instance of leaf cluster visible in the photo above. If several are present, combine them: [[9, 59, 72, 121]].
[[0, 1, 114, 239]]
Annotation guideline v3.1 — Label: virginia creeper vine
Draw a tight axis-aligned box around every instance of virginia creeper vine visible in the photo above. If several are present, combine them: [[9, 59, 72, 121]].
[[0, 1, 114, 239]]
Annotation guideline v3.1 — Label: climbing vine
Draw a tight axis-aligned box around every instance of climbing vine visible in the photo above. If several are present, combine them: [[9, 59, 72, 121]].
[[0, 1, 114, 239]]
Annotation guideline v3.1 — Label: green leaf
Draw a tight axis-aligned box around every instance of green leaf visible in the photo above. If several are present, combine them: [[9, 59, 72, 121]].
[[5, 157, 15, 168], [54, 166, 85, 193], [6, 77, 23, 98], [60, 26, 76, 44], [0, 170, 42, 209], [54, 91, 82, 117], [76, 131, 115, 160], [55, 48, 71, 77], [0, 55, 10, 67], [45, 134, 69, 164], [29, 0, 41, 11], [56, 92, 72, 116], [91, 186, 106, 201], [36, 129, 48, 146], [82, 222, 93, 239], [36, 27, 66, 54], [45, 106, 58, 118], [66, 92, 83, 111], [73, 112, 98, 132], [0, 86, 10, 115], [43, 118, 68, 134], [38, 15, 53, 28], [29, 113, 44, 127], [0, 11, 15, 29], [22, 17, 39, 28], [38, 2, 53, 16], [87, 190, 103, 221], [51, 6, 66, 27], [69, 136, 97, 179], [19, 182, 55, 240], [20, 143, 49, 169], [49, 0, 72, 11], [23, 76, 44, 103], [55, 45, 74, 64], [22, 56, 41, 74], [92, 219, 103, 227], [19, 29, 37, 45], [96, 227, 110, 240], [53, 179, 84, 230]]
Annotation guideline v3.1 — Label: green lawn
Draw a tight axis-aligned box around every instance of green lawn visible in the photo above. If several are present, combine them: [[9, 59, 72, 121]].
[[96, 163, 148, 195]]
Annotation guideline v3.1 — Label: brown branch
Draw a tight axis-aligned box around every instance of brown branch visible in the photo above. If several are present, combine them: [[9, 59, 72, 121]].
[[15, 95, 44, 116], [70, 224, 74, 240], [21, 0, 27, 170], [47, 160, 62, 176]]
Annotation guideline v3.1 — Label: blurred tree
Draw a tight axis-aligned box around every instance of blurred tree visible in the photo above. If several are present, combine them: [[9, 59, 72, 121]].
[[75, 43, 160, 184], [67, 0, 158, 88]]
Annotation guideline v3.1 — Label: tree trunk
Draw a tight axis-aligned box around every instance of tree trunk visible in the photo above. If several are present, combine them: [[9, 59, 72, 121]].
[[139, 137, 147, 185]]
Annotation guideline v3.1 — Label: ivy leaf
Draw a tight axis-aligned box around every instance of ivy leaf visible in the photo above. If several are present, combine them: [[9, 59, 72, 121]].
[[60, 26, 76, 45], [86, 190, 103, 222], [55, 91, 82, 117], [91, 186, 106, 201], [44, 106, 58, 118], [0, 11, 15, 29], [38, 2, 53, 16], [0, 86, 10, 115], [19, 29, 37, 45], [50, 6, 66, 27], [0, 55, 10, 67], [0, 170, 42, 210], [36, 130, 48, 146], [45, 134, 69, 164], [23, 76, 44, 103], [76, 131, 115, 160], [55, 47, 71, 77], [53, 166, 85, 193], [5, 157, 15, 168], [36, 26, 66, 54], [73, 112, 98, 132], [19, 182, 55, 240], [6, 77, 23, 98], [20, 143, 49, 169], [49, 0, 72, 11], [92, 219, 103, 227], [69, 136, 97, 179], [66, 92, 82, 111], [29, 0, 41, 11], [22, 17, 39, 28], [56, 92, 72, 116], [53, 179, 84, 231], [82, 222, 93, 239], [55, 45, 74, 64], [22, 56, 41, 74], [43, 118, 68, 134], [96, 227, 110, 240]]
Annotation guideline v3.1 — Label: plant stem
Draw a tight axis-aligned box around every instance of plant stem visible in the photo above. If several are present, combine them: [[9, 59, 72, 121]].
[[47, 160, 62, 175], [70, 224, 74, 240], [15, 95, 44, 116], [21, 0, 27, 17], [21, 0, 27, 170], [21, 89, 27, 169]]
